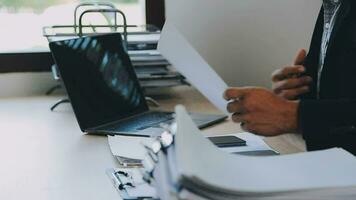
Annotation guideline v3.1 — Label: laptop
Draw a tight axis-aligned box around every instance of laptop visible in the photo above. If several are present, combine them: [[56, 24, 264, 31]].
[[49, 33, 227, 136]]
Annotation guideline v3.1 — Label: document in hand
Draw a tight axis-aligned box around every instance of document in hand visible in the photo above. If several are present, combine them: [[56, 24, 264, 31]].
[[150, 105, 356, 200], [158, 23, 229, 114]]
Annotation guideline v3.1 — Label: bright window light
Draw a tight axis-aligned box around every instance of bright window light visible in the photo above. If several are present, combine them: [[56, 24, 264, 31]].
[[0, 0, 146, 53]]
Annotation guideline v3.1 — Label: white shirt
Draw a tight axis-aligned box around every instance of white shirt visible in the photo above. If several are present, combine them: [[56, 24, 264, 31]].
[[317, 0, 342, 99]]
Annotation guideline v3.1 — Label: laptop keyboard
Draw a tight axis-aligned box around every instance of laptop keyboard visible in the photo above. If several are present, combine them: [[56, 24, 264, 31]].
[[105, 112, 174, 132]]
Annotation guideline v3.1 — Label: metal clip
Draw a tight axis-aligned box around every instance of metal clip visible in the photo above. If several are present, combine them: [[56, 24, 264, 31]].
[[140, 122, 177, 186], [160, 131, 174, 148]]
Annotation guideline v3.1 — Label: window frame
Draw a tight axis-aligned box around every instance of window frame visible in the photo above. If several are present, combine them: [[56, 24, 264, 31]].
[[0, 0, 166, 73]]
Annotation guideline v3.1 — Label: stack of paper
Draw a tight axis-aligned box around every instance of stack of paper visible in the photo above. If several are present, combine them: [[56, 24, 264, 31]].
[[151, 106, 356, 200], [127, 32, 188, 89]]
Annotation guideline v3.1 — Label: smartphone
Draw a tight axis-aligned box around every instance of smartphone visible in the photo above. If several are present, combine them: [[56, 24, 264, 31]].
[[234, 150, 280, 156], [208, 136, 246, 148]]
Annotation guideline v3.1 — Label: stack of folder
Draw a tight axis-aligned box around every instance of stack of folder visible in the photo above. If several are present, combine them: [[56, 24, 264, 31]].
[[127, 32, 187, 89], [140, 106, 356, 200]]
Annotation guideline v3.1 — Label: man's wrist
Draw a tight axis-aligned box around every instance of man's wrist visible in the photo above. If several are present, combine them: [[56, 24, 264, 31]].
[[284, 101, 300, 133]]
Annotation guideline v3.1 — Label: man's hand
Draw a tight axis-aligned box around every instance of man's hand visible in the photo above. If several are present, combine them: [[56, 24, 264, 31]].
[[224, 87, 299, 136], [272, 49, 313, 100]]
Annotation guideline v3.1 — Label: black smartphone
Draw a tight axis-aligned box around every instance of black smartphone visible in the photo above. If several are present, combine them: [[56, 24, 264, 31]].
[[208, 136, 246, 148], [234, 150, 280, 156]]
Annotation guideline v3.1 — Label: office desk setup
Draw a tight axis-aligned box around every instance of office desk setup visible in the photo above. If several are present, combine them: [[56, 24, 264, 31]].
[[0, 86, 306, 200], [3, 0, 356, 198]]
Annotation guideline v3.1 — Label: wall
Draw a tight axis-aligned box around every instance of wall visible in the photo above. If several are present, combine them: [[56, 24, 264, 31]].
[[165, 0, 322, 88]]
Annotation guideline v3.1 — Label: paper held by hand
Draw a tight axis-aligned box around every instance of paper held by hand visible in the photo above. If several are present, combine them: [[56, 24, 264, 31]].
[[158, 22, 229, 114]]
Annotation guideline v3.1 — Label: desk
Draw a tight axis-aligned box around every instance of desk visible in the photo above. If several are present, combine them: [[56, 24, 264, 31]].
[[0, 86, 306, 200]]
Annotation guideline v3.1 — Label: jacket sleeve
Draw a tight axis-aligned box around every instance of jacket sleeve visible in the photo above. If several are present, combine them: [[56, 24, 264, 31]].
[[298, 7, 324, 100], [299, 99, 356, 140]]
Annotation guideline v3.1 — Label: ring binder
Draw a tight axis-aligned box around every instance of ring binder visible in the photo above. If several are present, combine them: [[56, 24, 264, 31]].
[[139, 105, 356, 200]]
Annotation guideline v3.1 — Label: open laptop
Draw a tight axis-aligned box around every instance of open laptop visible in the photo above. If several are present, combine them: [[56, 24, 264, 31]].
[[49, 33, 227, 136]]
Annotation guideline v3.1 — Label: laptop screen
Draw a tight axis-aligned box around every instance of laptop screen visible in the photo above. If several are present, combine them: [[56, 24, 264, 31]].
[[49, 33, 148, 130]]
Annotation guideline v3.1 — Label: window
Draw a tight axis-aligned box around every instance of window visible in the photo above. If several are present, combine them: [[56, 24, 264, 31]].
[[0, 0, 165, 72], [0, 0, 146, 53]]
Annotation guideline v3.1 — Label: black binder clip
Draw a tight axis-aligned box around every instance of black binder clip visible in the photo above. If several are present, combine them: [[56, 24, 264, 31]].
[[115, 170, 129, 177], [118, 182, 135, 190]]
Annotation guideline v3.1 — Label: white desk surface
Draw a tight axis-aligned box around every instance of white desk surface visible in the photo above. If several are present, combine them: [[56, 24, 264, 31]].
[[0, 86, 306, 200]]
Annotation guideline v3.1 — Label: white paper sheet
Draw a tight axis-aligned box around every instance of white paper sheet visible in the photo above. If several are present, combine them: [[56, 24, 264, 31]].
[[108, 132, 272, 162], [219, 132, 274, 154], [174, 105, 356, 193], [158, 23, 229, 114], [108, 135, 155, 160]]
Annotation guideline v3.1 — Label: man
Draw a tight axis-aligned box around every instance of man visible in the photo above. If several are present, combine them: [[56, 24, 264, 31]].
[[224, 0, 356, 154]]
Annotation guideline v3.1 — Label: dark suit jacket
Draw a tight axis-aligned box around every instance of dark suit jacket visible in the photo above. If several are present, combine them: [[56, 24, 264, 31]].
[[299, 0, 356, 154]]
